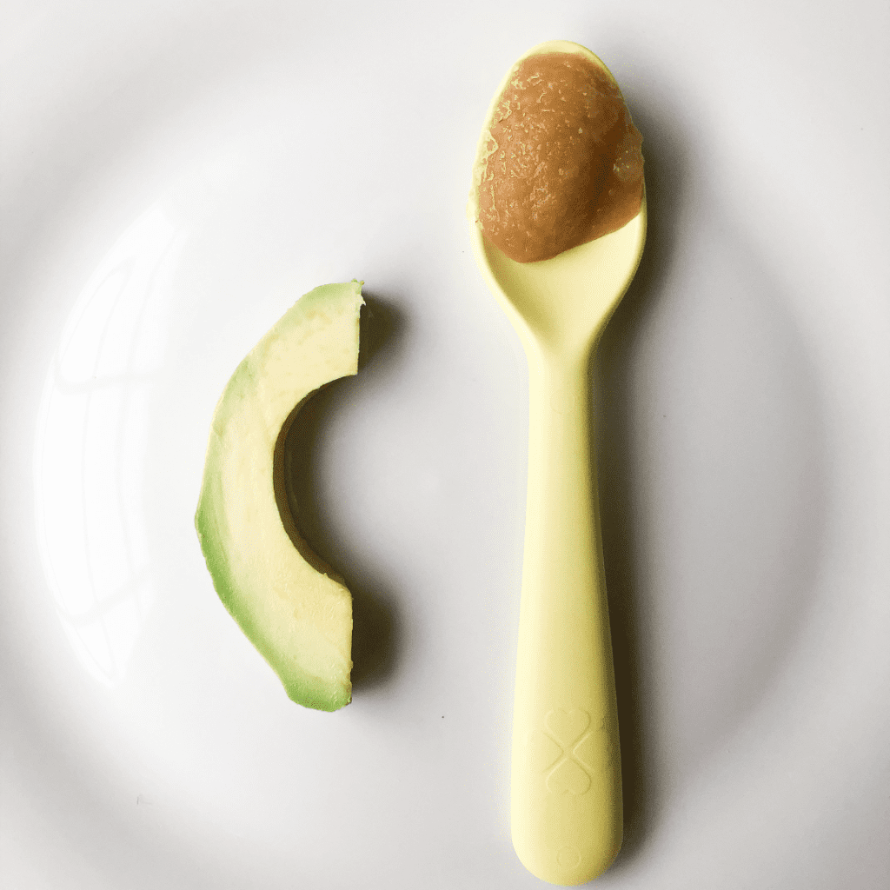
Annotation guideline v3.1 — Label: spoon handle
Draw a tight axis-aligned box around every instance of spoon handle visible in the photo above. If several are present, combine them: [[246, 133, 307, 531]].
[[511, 347, 621, 885]]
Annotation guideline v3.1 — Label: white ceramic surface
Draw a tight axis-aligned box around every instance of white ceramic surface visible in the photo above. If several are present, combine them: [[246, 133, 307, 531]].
[[2, 2, 889, 888]]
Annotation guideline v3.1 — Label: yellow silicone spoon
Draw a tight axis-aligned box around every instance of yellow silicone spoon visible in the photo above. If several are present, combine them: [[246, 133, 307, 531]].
[[469, 41, 646, 885]]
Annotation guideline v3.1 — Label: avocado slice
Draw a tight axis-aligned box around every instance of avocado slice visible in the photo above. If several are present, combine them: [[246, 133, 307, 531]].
[[195, 281, 364, 711]]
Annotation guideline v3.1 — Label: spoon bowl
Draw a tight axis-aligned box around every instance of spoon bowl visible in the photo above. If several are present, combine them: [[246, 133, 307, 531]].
[[469, 41, 647, 886]]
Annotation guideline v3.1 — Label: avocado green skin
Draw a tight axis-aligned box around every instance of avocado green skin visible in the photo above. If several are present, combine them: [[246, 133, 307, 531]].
[[195, 282, 363, 711]]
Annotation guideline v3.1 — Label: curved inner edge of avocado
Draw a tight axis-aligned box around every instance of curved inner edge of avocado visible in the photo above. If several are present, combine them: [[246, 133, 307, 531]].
[[271, 386, 347, 586]]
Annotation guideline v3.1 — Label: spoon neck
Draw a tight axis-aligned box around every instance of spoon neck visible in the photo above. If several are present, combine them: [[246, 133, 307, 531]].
[[525, 347, 595, 486], [527, 342, 593, 409]]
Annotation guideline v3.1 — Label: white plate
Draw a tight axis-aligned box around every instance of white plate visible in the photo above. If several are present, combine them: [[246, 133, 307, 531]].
[[2, 2, 889, 887]]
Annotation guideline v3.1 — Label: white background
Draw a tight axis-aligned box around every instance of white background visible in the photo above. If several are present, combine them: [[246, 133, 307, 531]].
[[2, 1, 889, 887]]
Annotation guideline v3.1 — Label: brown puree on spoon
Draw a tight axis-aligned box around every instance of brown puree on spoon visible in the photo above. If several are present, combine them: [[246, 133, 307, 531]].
[[473, 50, 644, 263]]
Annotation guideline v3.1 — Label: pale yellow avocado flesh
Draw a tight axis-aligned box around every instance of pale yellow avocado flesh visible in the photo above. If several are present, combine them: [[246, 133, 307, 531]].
[[195, 281, 364, 711]]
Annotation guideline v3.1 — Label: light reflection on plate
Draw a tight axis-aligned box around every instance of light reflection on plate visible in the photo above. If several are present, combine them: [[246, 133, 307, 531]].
[[34, 203, 186, 685]]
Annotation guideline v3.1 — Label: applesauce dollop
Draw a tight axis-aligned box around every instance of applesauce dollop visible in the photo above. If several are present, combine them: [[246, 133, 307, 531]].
[[474, 51, 644, 263]]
